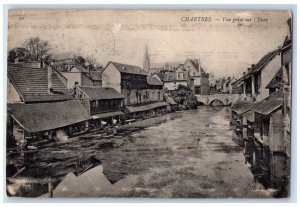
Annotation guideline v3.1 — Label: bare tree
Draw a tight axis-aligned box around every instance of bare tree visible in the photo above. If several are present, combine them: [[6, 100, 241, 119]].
[[85, 56, 96, 68], [24, 37, 51, 61]]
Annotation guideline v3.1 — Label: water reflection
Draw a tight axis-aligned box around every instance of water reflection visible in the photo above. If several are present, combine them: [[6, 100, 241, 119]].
[[244, 139, 289, 198]]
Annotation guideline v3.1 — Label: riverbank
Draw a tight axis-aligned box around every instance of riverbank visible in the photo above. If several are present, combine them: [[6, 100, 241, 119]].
[[7, 107, 273, 198]]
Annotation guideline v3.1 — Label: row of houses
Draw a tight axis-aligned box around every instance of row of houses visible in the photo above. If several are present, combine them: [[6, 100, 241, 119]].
[[209, 76, 241, 94], [231, 19, 291, 193], [151, 59, 210, 95], [7, 56, 167, 146]]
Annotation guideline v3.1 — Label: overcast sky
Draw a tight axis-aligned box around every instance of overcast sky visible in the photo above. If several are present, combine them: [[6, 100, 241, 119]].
[[8, 10, 291, 78]]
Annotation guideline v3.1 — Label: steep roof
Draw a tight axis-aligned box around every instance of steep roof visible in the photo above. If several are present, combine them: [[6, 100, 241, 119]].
[[147, 76, 163, 86], [185, 59, 206, 74], [8, 65, 73, 103], [252, 89, 283, 115], [266, 67, 283, 89], [252, 49, 280, 73], [78, 86, 124, 100], [108, 62, 148, 76], [11, 100, 91, 132]]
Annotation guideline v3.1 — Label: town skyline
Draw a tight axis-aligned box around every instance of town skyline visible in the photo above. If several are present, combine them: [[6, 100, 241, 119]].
[[8, 10, 290, 77]]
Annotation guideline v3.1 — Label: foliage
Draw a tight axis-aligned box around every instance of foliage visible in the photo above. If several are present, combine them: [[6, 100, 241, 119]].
[[7, 47, 30, 63], [75, 55, 98, 70], [171, 84, 198, 109], [24, 37, 51, 61]]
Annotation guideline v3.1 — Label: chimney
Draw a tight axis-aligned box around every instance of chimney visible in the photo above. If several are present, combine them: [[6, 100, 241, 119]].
[[46, 64, 53, 94], [247, 68, 251, 73], [198, 59, 201, 73], [40, 59, 44, 69]]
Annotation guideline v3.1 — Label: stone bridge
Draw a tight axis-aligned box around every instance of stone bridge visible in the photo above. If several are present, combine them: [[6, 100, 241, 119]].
[[195, 94, 243, 106]]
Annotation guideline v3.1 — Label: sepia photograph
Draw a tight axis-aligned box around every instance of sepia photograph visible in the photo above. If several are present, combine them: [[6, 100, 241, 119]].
[[5, 9, 292, 199]]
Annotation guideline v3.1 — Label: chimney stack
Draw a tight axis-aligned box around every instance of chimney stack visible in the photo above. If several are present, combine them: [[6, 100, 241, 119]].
[[40, 59, 44, 69], [46, 64, 53, 94], [198, 59, 201, 73]]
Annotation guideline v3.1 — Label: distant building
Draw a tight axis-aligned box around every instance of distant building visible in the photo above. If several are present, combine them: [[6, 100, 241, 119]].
[[184, 59, 209, 95], [51, 52, 77, 72], [154, 64, 194, 92], [55, 65, 102, 90], [102, 61, 167, 119]]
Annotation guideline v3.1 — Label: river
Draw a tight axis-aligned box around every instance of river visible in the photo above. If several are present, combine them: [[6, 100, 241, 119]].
[[7, 107, 275, 198]]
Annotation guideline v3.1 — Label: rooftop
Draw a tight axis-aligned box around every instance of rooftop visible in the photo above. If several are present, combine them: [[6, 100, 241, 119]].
[[231, 100, 256, 115], [108, 61, 148, 76], [78, 86, 124, 100], [8, 64, 73, 103], [11, 99, 91, 132], [252, 89, 283, 115]]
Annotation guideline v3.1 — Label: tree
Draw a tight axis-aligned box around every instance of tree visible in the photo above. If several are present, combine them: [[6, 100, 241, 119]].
[[24, 37, 51, 61], [7, 47, 30, 63], [85, 56, 96, 70], [75, 55, 98, 70], [75, 56, 86, 66]]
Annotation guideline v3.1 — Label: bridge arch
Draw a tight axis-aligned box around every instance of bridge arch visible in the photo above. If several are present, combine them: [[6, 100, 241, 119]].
[[197, 101, 206, 106], [209, 99, 225, 106]]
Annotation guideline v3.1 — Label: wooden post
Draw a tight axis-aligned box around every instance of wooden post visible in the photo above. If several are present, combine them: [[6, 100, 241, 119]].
[[48, 182, 53, 198], [251, 74, 255, 97]]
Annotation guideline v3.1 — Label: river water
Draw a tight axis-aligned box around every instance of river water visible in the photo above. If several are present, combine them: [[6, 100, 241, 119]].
[[7, 107, 276, 198]]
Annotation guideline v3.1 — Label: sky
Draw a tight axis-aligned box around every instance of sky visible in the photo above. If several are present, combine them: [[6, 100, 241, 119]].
[[8, 10, 291, 78]]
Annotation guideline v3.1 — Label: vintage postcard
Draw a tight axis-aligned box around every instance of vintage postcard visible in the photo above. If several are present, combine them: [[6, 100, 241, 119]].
[[6, 9, 292, 198]]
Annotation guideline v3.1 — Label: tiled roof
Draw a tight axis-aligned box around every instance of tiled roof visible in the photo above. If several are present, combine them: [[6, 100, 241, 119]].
[[147, 76, 163, 86], [11, 100, 91, 132], [8, 65, 73, 103], [252, 89, 283, 115], [231, 100, 256, 115], [266, 67, 283, 89], [78, 86, 124, 100], [109, 62, 148, 75]]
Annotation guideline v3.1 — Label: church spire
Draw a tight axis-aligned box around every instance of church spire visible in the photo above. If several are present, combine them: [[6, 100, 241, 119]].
[[143, 44, 150, 72]]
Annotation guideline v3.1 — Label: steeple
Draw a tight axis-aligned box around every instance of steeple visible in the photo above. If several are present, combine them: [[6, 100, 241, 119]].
[[143, 44, 150, 72]]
